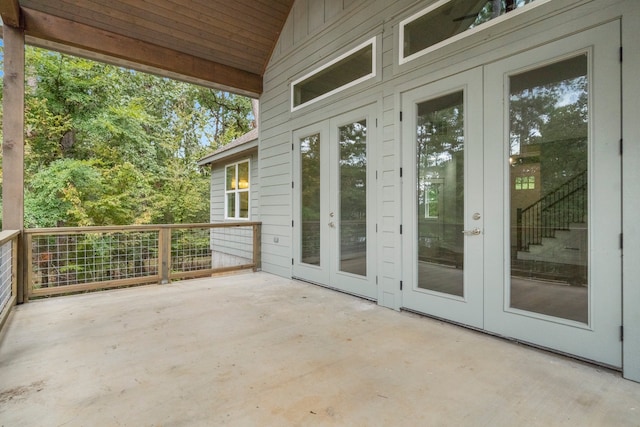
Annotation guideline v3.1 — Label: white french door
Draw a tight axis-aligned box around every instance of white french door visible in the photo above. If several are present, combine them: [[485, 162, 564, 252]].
[[292, 105, 377, 299], [483, 21, 622, 367], [402, 21, 622, 366], [401, 68, 485, 329]]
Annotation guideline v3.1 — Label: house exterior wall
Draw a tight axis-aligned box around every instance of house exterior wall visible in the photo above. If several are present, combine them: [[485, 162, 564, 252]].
[[260, 0, 640, 381], [208, 151, 260, 264]]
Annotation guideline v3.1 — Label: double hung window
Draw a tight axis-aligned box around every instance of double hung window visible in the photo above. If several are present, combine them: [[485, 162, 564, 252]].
[[225, 160, 250, 219]]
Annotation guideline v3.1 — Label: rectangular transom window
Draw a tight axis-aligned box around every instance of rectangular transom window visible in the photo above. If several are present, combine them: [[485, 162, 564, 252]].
[[225, 160, 250, 220], [291, 37, 376, 111], [400, 0, 539, 64]]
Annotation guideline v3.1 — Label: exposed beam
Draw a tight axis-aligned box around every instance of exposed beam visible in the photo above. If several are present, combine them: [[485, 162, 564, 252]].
[[22, 7, 263, 96], [0, 0, 22, 28]]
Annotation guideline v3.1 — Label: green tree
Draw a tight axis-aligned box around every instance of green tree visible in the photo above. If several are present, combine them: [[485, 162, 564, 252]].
[[14, 46, 253, 227]]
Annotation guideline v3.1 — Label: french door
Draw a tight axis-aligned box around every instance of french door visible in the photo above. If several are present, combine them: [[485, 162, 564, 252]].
[[292, 105, 377, 299], [402, 21, 622, 366], [401, 68, 485, 328]]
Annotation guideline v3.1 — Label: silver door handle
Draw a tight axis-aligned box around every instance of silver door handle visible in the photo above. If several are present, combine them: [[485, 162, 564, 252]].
[[328, 222, 335, 228], [461, 227, 481, 236]]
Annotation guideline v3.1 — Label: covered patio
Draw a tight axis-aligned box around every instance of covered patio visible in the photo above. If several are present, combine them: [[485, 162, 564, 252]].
[[1, 272, 639, 426]]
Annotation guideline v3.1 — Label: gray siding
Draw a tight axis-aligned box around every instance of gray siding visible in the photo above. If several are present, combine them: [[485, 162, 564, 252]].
[[209, 151, 259, 264], [260, 0, 640, 380], [261, 0, 397, 281], [260, 0, 634, 303]]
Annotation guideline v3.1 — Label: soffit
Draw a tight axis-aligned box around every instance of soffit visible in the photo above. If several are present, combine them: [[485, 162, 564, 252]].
[[5, 0, 294, 96]]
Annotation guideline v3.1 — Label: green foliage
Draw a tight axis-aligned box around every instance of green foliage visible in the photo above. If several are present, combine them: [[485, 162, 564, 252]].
[[24, 159, 103, 227], [12, 46, 254, 227]]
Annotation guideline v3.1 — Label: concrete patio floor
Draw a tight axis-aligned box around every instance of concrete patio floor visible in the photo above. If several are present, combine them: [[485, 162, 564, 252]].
[[1, 272, 638, 426]]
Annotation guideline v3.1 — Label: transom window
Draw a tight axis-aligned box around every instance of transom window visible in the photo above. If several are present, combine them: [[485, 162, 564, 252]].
[[291, 37, 376, 111], [225, 160, 250, 220], [400, 0, 539, 64]]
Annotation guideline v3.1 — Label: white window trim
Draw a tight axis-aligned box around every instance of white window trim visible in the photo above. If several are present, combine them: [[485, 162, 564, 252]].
[[224, 159, 251, 221], [399, 0, 550, 65], [290, 37, 377, 112]]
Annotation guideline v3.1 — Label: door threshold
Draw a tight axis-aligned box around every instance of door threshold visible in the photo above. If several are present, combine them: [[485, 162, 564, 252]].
[[400, 307, 622, 373]]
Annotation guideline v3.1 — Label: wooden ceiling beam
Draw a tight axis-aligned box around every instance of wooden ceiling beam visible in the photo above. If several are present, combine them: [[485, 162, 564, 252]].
[[0, 0, 22, 28], [21, 7, 263, 96]]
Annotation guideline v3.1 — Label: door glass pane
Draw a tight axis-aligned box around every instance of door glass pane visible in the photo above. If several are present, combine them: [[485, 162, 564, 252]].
[[301, 134, 321, 266], [509, 54, 588, 323], [339, 120, 367, 276], [416, 91, 464, 296]]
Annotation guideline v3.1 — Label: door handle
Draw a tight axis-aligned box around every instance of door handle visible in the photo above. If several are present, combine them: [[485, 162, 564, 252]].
[[328, 222, 336, 228], [461, 227, 482, 236]]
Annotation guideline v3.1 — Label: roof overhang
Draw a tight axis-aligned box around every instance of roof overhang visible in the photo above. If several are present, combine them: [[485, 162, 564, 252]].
[[0, 0, 294, 97], [198, 129, 259, 166]]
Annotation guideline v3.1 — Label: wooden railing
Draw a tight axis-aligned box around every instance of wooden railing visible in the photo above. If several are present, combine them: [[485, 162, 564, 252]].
[[0, 230, 20, 330], [24, 222, 261, 299]]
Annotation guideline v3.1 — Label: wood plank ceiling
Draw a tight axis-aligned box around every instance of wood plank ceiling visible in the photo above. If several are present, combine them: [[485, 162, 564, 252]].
[[0, 0, 295, 97]]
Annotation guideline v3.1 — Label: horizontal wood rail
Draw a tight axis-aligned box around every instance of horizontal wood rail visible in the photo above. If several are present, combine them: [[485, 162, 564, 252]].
[[24, 222, 261, 299]]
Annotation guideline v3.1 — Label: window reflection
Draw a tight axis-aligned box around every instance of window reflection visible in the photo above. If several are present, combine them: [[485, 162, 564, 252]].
[[403, 0, 539, 59], [509, 54, 589, 323], [416, 91, 464, 297], [339, 120, 367, 276], [300, 134, 321, 266]]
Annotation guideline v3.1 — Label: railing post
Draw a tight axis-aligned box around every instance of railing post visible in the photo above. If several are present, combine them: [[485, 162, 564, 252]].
[[252, 223, 261, 272], [11, 234, 19, 306], [159, 226, 171, 284], [22, 232, 31, 303]]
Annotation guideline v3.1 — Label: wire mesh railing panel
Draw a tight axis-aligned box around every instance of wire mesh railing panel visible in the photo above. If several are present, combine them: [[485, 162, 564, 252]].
[[30, 230, 160, 290], [24, 223, 260, 297], [0, 240, 13, 313], [171, 227, 214, 274]]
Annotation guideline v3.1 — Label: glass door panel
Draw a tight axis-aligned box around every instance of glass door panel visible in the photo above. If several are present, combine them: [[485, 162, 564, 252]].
[[509, 55, 588, 323], [338, 120, 367, 277], [301, 134, 322, 266], [417, 91, 464, 297]]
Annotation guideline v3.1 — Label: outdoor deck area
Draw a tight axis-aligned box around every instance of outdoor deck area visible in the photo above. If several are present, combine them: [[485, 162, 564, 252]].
[[1, 271, 638, 426]]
